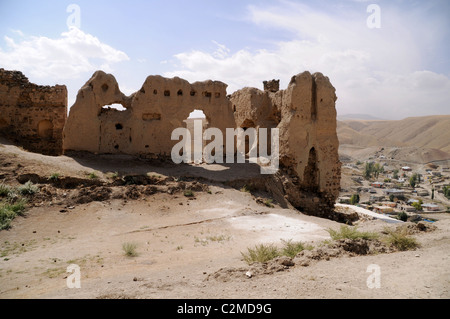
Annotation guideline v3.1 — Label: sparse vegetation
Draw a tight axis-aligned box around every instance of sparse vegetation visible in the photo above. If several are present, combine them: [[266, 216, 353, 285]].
[[241, 243, 280, 264], [383, 228, 419, 251], [363, 162, 384, 180], [280, 239, 308, 258], [0, 198, 27, 230], [48, 173, 60, 181], [327, 225, 379, 241], [183, 189, 194, 197], [264, 199, 274, 208], [88, 172, 98, 179], [241, 239, 308, 264], [443, 186, 450, 200], [0, 183, 12, 197], [412, 199, 423, 211], [240, 185, 251, 193], [122, 242, 138, 257], [17, 181, 39, 196], [350, 194, 360, 205], [397, 211, 408, 222]]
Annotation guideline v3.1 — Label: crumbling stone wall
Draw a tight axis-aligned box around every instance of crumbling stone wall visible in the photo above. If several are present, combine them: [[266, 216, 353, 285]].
[[63, 71, 235, 156], [230, 72, 341, 217], [63, 70, 340, 217], [0, 69, 67, 155]]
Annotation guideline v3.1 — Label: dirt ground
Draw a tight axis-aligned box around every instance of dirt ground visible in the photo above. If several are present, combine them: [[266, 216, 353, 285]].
[[0, 141, 449, 299]]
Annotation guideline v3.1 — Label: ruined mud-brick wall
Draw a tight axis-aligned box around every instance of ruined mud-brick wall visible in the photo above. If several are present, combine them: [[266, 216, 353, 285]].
[[64, 70, 341, 217], [230, 72, 341, 217], [0, 69, 67, 155], [63, 71, 235, 156]]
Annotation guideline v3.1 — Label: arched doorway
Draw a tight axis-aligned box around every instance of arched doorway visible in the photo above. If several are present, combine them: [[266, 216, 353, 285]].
[[303, 147, 319, 191]]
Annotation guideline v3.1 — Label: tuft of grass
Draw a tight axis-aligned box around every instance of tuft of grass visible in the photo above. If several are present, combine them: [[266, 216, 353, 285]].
[[327, 225, 379, 241], [280, 239, 306, 258], [48, 173, 60, 181], [383, 228, 419, 251], [17, 181, 39, 196], [183, 189, 194, 197], [0, 183, 12, 197], [0, 198, 27, 230], [241, 243, 280, 264], [240, 185, 251, 193], [122, 242, 138, 257], [88, 172, 98, 179], [264, 199, 274, 208]]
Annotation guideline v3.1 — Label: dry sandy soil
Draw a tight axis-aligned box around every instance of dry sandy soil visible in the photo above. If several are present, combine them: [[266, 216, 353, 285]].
[[0, 140, 449, 299]]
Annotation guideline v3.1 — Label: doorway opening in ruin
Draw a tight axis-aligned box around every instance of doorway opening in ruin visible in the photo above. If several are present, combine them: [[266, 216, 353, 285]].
[[184, 109, 209, 163], [303, 147, 319, 191], [240, 119, 257, 157], [38, 120, 53, 139]]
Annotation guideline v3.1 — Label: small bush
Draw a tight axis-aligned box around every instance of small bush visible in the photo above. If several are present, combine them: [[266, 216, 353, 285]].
[[0, 198, 27, 230], [384, 229, 419, 251], [88, 172, 98, 179], [327, 225, 379, 241], [183, 189, 194, 197], [280, 239, 305, 258], [397, 212, 408, 222], [241, 243, 280, 264], [0, 183, 12, 197], [48, 173, 60, 181], [17, 181, 39, 196], [240, 185, 253, 193], [264, 199, 274, 208], [122, 242, 138, 257]]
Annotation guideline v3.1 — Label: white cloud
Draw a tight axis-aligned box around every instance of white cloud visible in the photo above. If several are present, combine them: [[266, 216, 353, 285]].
[[164, 1, 450, 119], [0, 27, 129, 82]]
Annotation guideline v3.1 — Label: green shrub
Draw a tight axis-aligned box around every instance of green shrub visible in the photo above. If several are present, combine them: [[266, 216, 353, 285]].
[[17, 181, 39, 196], [183, 189, 194, 197], [327, 225, 379, 241], [122, 242, 138, 257], [280, 239, 305, 258], [241, 243, 280, 264], [384, 229, 418, 251], [397, 212, 408, 222], [88, 172, 98, 179], [0, 183, 12, 197], [48, 173, 60, 181], [0, 198, 27, 230]]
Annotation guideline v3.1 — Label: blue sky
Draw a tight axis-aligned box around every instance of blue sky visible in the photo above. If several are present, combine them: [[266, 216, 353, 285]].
[[1, 0, 449, 119]]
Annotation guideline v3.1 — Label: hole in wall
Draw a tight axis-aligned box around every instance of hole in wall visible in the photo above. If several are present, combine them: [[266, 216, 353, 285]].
[[115, 123, 123, 130], [101, 83, 109, 92], [37, 120, 53, 139], [164, 90, 170, 96], [102, 104, 126, 111], [177, 89, 183, 96]]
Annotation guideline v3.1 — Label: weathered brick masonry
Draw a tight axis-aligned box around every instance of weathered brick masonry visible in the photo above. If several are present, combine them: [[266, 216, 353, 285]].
[[0, 69, 67, 155]]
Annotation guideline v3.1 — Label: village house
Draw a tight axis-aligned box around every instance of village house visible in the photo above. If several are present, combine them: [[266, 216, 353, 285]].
[[383, 188, 405, 196], [371, 181, 384, 188]]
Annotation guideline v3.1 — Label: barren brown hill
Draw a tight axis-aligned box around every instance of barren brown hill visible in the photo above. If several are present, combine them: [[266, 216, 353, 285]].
[[338, 115, 450, 163]]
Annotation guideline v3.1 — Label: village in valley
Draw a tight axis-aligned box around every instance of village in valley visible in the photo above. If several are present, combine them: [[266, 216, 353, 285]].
[[339, 149, 450, 222]]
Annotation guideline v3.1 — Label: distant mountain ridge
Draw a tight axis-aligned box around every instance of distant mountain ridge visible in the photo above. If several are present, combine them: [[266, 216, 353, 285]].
[[337, 113, 385, 121], [337, 115, 450, 162]]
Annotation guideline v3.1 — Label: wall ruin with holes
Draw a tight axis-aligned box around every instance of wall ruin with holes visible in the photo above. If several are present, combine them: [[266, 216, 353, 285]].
[[63, 71, 235, 156], [230, 73, 341, 217], [0, 68, 67, 155], [63, 70, 341, 216]]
